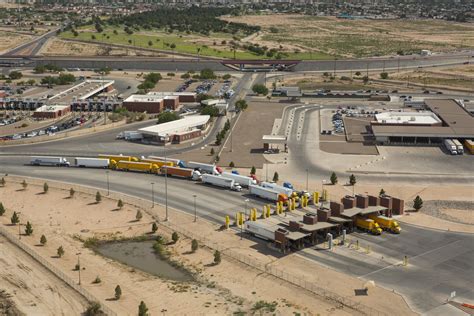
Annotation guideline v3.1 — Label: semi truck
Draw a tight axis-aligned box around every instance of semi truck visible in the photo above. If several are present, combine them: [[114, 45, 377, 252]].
[[355, 218, 382, 235], [464, 139, 474, 154], [221, 172, 257, 187], [186, 161, 221, 175], [140, 158, 174, 168], [443, 139, 457, 155], [160, 166, 201, 180], [147, 156, 183, 166], [261, 182, 293, 197], [368, 214, 401, 234], [249, 185, 288, 203], [452, 139, 464, 154], [98, 154, 139, 163], [245, 221, 275, 241], [116, 131, 143, 141], [30, 156, 70, 167], [74, 157, 109, 168], [201, 174, 242, 191], [115, 161, 158, 173]]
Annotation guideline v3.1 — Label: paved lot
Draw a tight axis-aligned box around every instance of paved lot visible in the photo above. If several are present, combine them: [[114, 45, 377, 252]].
[[319, 141, 379, 155], [298, 223, 474, 314]]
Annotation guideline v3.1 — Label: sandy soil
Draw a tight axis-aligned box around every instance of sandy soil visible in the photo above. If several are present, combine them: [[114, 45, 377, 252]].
[[0, 236, 87, 315], [0, 116, 59, 137], [0, 31, 33, 53], [222, 15, 474, 57], [38, 38, 171, 57], [0, 177, 416, 315]]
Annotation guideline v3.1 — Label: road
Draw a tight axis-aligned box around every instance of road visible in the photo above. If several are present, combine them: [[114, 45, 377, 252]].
[[2, 28, 60, 57]]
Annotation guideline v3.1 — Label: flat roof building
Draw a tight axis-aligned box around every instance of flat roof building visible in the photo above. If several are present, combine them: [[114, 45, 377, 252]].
[[33, 104, 70, 119]]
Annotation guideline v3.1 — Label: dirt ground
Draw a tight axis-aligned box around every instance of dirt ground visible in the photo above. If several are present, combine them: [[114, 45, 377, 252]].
[[391, 68, 474, 90], [0, 177, 418, 315], [0, 31, 33, 53], [0, 236, 88, 315], [222, 15, 474, 57], [0, 116, 59, 137]]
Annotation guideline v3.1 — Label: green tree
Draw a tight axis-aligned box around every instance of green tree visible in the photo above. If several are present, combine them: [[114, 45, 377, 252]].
[[355, 71, 361, 76], [200, 68, 216, 79], [172, 232, 179, 243], [191, 239, 198, 253], [250, 166, 256, 175], [70, 188, 75, 198], [43, 182, 49, 194], [215, 155, 220, 162], [210, 148, 215, 155], [21, 180, 28, 190], [25, 221, 33, 236], [136, 210, 143, 221], [138, 301, 148, 316], [95, 191, 102, 203], [413, 195, 423, 211], [363, 76, 369, 84], [151, 222, 158, 233], [330, 172, 338, 185], [349, 174, 356, 186], [0, 177, 5, 187], [229, 161, 235, 168], [148, 40, 153, 46], [85, 302, 102, 316], [114, 285, 122, 300], [57, 246, 65, 258], [380, 72, 389, 79], [11, 211, 19, 224], [157, 111, 180, 124], [273, 172, 279, 182], [379, 188, 386, 196], [93, 276, 101, 284], [222, 74, 231, 80], [235, 99, 248, 111], [200, 105, 219, 117], [0, 202, 5, 216], [213, 250, 221, 265], [40, 234, 47, 246], [9, 71, 22, 80], [117, 199, 124, 209], [252, 84, 269, 95]]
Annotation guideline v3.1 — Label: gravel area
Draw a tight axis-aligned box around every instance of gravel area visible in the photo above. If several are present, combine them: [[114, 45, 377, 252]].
[[419, 200, 474, 225]]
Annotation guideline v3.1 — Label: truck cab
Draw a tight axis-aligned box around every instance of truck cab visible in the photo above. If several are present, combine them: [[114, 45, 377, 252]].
[[231, 183, 242, 192]]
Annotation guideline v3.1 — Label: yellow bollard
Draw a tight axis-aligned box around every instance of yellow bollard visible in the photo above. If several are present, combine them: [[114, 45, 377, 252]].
[[403, 256, 408, 266], [292, 198, 296, 210], [356, 240, 360, 250], [225, 216, 230, 229], [235, 213, 239, 226], [275, 202, 280, 214], [366, 245, 371, 254], [239, 212, 244, 226], [261, 208, 266, 219], [314, 191, 320, 205], [266, 205, 271, 218]]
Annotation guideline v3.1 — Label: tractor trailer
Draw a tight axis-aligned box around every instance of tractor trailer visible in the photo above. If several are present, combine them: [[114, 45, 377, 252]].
[[249, 185, 288, 203], [355, 218, 382, 235], [245, 221, 276, 241], [368, 214, 401, 234], [221, 172, 257, 187], [160, 166, 201, 180], [452, 139, 464, 154], [202, 174, 242, 191], [261, 182, 293, 197], [185, 161, 221, 175], [98, 154, 139, 163], [443, 139, 457, 155], [115, 161, 158, 173], [74, 157, 109, 168], [30, 156, 70, 167], [140, 158, 174, 168]]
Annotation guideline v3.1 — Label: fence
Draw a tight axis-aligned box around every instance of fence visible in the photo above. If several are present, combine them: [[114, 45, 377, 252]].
[[0, 219, 116, 315], [2, 176, 385, 316]]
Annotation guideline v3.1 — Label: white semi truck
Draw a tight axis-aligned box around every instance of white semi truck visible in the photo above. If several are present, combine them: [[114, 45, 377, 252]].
[[260, 182, 293, 196], [30, 156, 70, 167], [444, 139, 458, 155], [221, 172, 257, 187], [201, 174, 242, 191], [245, 221, 276, 241], [186, 161, 221, 175], [249, 185, 288, 203], [452, 139, 464, 154], [74, 157, 109, 168]]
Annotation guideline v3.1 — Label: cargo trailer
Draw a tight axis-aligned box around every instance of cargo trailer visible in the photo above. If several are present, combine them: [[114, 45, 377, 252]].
[[160, 166, 201, 180], [74, 157, 109, 168], [186, 161, 219, 175], [115, 161, 158, 173], [355, 218, 382, 235], [202, 174, 242, 191], [98, 154, 139, 163], [464, 139, 474, 154], [245, 221, 276, 241], [368, 214, 401, 234], [221, 172, 257, 187], [147, 156, 182, 166], [261, 182, 293, 196], [452, 139, 464, 154], [30, 156, 70, 167], [140, 158, 174, 168], [443, 139, 457, 155], [249, 185, 288, 203]]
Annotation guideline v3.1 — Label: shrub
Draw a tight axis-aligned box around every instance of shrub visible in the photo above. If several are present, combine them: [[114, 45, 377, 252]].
[[25, 221, 33, 236], [95, 191, 102, 203], [330, 172, 338, 185], [172, 232, 179, 243], [57, 246, 65, 258], [152, 222, 158, 233], [0, 202, 5, 216], [114, 285, 122, 300], [136, 210, 143, 221], [92, 276, 101, 284], [213, 250, 221, 265], [191, 239, 198, 253], [252, 84, 269, 95], [43, 182, 49, 193], [40, 234, 47, 245], [380, 72, 389, 79], [11, 211, 19, 224]]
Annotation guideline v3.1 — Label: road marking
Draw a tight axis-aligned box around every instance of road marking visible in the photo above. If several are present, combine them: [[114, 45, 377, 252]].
[[358, 239, 463, 279]]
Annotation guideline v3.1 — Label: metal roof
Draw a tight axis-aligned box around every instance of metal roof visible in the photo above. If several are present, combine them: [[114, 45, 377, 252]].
[[138, 115, 210, 137]]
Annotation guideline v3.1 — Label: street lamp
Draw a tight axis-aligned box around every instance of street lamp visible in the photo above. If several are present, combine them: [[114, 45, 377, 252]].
[[76, 252, 81, 285], [321, 180, 326, 207], [306, 168, 309, 192], [193, 194, 197, 222], [241, 199, 249, 240], [151, 182, 155, 208], [105, 170, 110, 196]]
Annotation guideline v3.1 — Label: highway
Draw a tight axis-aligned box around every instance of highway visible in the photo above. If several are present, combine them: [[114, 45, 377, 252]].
[[2, 28, 60, 57]]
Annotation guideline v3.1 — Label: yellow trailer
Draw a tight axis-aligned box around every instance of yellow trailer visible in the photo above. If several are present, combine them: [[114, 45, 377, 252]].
[[464, 139, 474, 154], [368, 214, 401, 234], [98, 154, 139, 164], [115, 161, 159, 174], [140, 158, 174, 168], [356, 218, 382, 235]]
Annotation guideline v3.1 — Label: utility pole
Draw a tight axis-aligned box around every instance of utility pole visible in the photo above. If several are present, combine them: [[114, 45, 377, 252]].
[[193, 194, 197, 222], [76, 252, 81, 285], [164, 149, 169, 221], [306, 168, 309, 191]]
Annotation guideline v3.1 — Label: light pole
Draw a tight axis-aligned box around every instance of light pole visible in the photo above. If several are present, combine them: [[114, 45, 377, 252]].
[[193, 194, 197, 222], [76, 252, 81, 285], [241, 199, 249, 240], [164, 149, 169, 221], [306, 168, 309, 192], [106, 170, 110, 196], [151, 182, 155, 208], [321, 180, 326, 207]]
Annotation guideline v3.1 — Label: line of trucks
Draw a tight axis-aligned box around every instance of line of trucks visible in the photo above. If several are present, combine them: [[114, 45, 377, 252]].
[[444, 139, 473, 155], [356, 215, 401, 235], [29, 155, 306, 203]]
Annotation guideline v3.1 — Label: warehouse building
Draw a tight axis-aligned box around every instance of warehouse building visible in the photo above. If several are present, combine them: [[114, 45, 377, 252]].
[[147, 91, 197, 103], [138, 115, 210, 145], [33, 105, 71, 119], [372, 99, 474, 145]]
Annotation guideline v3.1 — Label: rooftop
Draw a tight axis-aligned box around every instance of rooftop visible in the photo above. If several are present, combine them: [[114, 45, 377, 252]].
[[138, 115, 210, 137], [375, 111, 441, 125], [34, 104, 69, 112]]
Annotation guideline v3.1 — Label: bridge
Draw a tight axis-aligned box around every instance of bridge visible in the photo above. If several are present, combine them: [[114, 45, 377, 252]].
[[221, 59, 301, 71]]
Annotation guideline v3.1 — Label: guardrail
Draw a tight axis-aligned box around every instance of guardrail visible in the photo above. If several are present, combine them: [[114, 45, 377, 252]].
[[0, 224, 116, 315]]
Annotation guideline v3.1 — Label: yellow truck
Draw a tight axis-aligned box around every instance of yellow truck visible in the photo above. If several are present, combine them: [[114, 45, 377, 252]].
[[114, 161, 159, 174], [140, 158, 174, 168], [98, 154, 139, 167], [356, 218, 382, 235], [368, 214, 401, 234]]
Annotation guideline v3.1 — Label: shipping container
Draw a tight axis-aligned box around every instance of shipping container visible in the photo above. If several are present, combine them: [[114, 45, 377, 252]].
[[464, 139, 474, 154], [202, 174, 242, 191], [249, 185, 288, 203], [98, 154, 139, 163], [221, 172, 257, 187], [115, 161, 158, 173], [30, 156, 70, 167], [74, 157, 109, 168], [161, 166, 201, 180], [245, 221, 276, 241]]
